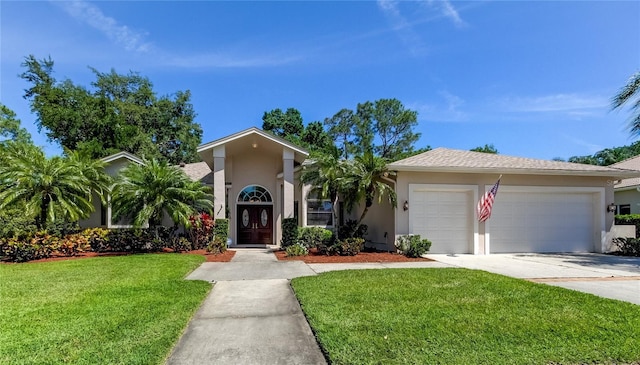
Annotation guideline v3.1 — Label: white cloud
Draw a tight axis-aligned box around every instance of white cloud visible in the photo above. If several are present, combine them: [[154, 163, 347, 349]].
[[53, 0, 152, 53], [377, 0, 428, 56], [426, 0, 466, 27], [161, 52, 304, 69], [408, 91, 469, 123], [496, 93, 609, 114]]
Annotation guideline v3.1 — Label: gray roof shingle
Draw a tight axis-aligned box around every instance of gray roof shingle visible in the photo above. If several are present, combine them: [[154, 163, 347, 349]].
[[180, 161, 214, 184], [388, 148, 640, 177], [611, 155, 640, 189]]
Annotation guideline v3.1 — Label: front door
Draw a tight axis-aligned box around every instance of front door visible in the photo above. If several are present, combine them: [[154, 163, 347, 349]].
[[237, 205, 273, 244]]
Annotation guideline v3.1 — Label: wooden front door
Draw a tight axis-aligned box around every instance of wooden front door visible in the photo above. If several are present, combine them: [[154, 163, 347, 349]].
[[237, 205, 273, 244]]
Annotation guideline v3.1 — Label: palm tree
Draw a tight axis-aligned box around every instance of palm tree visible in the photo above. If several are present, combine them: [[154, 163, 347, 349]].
[[66, 149, 112, 205], [612, 71, 640, 135], [111, 159, 213, 228], [300, 146, 348, 236], [0, 142, 104, 229], [342, 150, 397, 228]]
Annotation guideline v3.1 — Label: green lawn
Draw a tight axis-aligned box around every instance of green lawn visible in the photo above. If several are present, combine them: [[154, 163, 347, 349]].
[[0, 254, 211, 365], [291, 268, 640, 365]]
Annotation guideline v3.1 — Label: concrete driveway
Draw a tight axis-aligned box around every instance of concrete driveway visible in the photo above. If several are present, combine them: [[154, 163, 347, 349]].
[[426, 253, 640, 305]]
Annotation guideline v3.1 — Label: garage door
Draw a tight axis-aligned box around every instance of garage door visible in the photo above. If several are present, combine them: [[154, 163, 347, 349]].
[[410, 187, 474, 254], [489, 189, 596, 253]]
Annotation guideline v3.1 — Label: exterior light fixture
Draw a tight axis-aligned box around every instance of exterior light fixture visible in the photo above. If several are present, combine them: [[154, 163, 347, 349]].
[[607, 203, 617, 213], [403, 201, 409, 211], [252, 142, 258, 148]]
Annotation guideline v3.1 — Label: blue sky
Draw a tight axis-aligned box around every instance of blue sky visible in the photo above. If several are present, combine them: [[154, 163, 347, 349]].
[[1, 1, 639, 160]]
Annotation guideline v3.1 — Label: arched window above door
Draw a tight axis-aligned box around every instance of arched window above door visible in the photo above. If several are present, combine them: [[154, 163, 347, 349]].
[[238, 185, 272, 203]]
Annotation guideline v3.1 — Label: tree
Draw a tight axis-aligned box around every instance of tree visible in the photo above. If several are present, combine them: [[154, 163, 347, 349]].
[[612, 71, 640, 136], [470, 144, 498, 154], [20, 55, 202, 164], [393, 146, 432, 161], [355, 99, 421, 160], [262, 108, 304, 140], [0, 142, 109, 229], [324, 108, 358, 159], [567, 141, 640, 166], [262, 107, 331, 152], [0, 103, 31, 145], [301, 121, 332, 152], [300, 146, 348, 237], [111, 159, 213, 228], [342, 151, 397, 230]]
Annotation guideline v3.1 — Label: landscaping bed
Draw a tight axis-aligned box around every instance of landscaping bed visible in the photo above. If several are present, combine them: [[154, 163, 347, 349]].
[[11, 249, 236, 264], [275, 248, 432, 263]]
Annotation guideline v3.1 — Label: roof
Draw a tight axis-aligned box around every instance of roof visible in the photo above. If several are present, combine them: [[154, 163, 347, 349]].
[[179, 161, 214, 184], [387, 147, 640, 178], [100, 151, 144, 165], [611, 155, 640, 189], [197, 127, 309, 169], [198, 127, 308, 156]]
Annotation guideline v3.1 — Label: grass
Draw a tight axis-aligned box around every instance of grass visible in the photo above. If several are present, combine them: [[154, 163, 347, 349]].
[[291, 268, 640, 365], [0, 254, 211, 365]]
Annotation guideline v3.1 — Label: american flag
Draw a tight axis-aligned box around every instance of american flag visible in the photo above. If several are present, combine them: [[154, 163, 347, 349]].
[[477, 177, 501, 222]]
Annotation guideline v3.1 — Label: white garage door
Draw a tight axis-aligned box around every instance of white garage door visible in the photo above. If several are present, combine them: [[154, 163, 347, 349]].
[[410, 187, 474, 254], [489, 189, 596, 253]]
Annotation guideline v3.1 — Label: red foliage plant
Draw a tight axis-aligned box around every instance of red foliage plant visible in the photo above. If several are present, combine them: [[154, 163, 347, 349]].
[[188, 213, 215, 249]]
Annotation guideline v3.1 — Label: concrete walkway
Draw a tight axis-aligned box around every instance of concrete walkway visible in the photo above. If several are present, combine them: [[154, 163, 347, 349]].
[[167, 249, 451, 365], [167, 249, 327, 365]]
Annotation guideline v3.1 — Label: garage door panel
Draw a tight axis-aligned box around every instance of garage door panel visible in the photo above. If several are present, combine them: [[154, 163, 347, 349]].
[[490, 191, 595, 253], [411, 190, 472, 254]]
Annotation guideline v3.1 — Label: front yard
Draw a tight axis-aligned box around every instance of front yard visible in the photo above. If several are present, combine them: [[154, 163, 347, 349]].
[[292, 268, 640, 365], [0, 254, 211, 365]]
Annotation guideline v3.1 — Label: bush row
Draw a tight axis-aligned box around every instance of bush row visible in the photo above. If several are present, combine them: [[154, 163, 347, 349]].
[[0, 216, 230, 263], [611, 237, 640, 257], [282, 221, 432, 258]]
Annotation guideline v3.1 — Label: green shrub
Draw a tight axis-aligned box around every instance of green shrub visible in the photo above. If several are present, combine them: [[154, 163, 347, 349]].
[[285, 243, 309, 257], [207, 236, 227, 254], [105, 229, 164, 252], [338, 219, 368, 240], [615, 214, 640, 237], [84, 228, 110, 252], [0, 206, 37, 239], [168, 236, 193, 252], [55, 233, 90, 256], [337, 237, 364, 256], [281, 218, 299, 248], [395, 234, 432, 258], [214, 218, 229, 245], [298, 227, 332, 248], [0, 231, 58, 262], [612, 237, 640, 257]]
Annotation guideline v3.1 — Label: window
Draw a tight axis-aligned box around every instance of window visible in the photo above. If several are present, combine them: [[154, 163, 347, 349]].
[[619, 204, 631, 215], [307, 189, 333, 226], [238, 185, 272, 203]]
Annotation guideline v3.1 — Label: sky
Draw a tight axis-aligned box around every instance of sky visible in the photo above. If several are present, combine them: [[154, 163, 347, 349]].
[[1, 0, 639, 160]]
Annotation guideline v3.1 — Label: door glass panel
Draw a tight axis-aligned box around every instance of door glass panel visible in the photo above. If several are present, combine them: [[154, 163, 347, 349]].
[[260, 209, 268, 227], [242, 209, 249, 227]]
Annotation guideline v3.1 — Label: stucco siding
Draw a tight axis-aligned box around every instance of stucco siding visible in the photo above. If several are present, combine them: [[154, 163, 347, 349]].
[[614, 189, 640, 214], [393, 171, 615, 254]]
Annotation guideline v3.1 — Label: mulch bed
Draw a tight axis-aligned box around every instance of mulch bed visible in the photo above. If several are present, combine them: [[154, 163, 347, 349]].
[[274, 248, 432, 263], [14, 248, 236, 264]]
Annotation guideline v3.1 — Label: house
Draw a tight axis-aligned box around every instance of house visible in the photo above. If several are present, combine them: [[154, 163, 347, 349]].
[[86, 127, 640, 254], [79, 151, 143, 229], [610, 155, 640, 214], [387, 148, 638, 254]]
